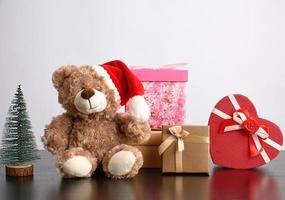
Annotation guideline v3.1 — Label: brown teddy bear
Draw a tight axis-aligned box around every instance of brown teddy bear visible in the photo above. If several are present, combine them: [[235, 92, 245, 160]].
[[42, 60, 151, 179]]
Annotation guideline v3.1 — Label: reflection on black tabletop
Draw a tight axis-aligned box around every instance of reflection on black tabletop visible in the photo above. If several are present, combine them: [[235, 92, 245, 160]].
[[4, 176, 35, 200], [92, 169, 210, 200], [210, 167, 281, 200], [56, 178, 97, 200], [2, 168, 283, 200], [1, 151, 284, 200]]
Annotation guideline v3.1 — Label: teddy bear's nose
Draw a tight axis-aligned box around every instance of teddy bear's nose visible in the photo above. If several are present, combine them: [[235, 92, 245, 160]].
[[81, 88, 95, 99]]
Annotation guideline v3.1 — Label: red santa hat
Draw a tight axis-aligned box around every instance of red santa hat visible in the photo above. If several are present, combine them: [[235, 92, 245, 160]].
[[93, 60, 150, 122]]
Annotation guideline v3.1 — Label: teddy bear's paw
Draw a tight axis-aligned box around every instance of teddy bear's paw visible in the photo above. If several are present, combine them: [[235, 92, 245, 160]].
[[62, 156, 93, 178], [108, 151, 136, 176], [57, 147, 97, 178], [102, 144, 143, 179], [41, 132, 67, 154], [125, 121, 151, 144]]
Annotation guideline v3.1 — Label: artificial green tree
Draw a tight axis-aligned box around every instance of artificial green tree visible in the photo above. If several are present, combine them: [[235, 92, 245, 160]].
[[0, 85, 39, 176]]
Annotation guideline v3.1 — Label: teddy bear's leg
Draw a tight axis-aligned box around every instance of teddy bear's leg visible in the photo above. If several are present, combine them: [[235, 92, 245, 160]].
[[57, 147, 97, 178], [102, 144, 143, 179]]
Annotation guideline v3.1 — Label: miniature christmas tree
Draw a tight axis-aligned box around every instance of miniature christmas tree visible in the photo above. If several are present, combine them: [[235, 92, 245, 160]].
[[0, 85, 39, 176]]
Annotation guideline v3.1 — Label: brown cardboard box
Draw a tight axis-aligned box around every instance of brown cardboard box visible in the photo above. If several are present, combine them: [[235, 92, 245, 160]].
[[128, 130, 162, 168], [161, 125, 209, 173], [143, 130, 161, 145], [136, 146, 161, 168]]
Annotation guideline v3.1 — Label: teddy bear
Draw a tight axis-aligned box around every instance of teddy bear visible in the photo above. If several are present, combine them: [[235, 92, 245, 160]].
[[41, 60, 151, 179]]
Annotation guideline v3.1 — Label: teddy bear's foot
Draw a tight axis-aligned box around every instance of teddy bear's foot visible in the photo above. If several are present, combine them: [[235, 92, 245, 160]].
[[57, 147, 97, 178], [102, 144, 143, 179]]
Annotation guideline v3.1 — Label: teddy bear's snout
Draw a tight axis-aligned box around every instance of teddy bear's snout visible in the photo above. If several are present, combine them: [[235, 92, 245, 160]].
[[74, 88, 107, 114], [81, 88, 95, 99]]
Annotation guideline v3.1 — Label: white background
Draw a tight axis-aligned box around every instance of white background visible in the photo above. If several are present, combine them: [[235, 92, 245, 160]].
[[0, 0, 285, 149]]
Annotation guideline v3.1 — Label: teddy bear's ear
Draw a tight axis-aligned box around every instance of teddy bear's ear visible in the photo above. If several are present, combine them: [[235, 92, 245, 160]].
[[52, 65, 77, 89]]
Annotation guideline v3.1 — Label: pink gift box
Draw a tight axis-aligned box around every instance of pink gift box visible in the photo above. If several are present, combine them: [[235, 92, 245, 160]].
[[127, 63, 189, 130]]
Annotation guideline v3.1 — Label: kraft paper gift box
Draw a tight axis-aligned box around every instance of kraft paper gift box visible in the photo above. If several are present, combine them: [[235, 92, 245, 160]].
[[126, 64, 189, 130], [158, 125, 210, 173], [128, 130, 162, 168]]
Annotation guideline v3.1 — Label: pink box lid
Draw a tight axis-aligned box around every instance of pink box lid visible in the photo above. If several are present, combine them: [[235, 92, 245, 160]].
[[130, 63, 189, 82]]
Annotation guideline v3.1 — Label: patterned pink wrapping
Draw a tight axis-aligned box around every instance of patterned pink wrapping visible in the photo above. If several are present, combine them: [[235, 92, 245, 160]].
[[127, 81, 187, 129], [126, 64, 189, 130], [145, 81, 186, 129]]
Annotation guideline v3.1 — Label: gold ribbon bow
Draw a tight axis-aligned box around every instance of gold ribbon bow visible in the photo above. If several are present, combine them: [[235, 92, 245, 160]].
[[158, 126, 209, 172]]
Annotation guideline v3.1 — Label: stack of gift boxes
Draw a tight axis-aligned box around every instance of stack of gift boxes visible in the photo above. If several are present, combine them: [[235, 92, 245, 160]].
[[127, 64, 210, 173], [127, 64, 283, 173]]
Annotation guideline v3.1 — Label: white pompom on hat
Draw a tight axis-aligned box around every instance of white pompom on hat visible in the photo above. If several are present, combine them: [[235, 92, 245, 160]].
[[93, 60, 150, 122]]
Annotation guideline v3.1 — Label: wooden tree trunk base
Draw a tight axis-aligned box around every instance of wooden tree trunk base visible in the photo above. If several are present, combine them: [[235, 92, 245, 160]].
[[6, 165, 33, 176]]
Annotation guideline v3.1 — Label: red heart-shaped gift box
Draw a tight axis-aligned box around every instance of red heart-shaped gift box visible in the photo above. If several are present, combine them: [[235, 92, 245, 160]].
[[208, 94, 283, 169]]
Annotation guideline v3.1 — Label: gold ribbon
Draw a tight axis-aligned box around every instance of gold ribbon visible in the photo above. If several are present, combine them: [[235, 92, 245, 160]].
[[158, 126, 209, 172]]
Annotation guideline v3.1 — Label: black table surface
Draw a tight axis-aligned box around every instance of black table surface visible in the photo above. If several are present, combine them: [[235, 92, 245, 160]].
[[0, 150, 285, 200]]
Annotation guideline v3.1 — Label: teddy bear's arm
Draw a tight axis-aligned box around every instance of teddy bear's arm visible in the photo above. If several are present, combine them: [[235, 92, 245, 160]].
[[115, 112, 151, 144], [41, 113, 73, 154]]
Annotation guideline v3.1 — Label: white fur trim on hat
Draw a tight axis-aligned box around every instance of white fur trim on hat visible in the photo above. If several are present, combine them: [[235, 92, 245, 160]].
[[127, 95, 150, 122], [93, 65, 121, 103]]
